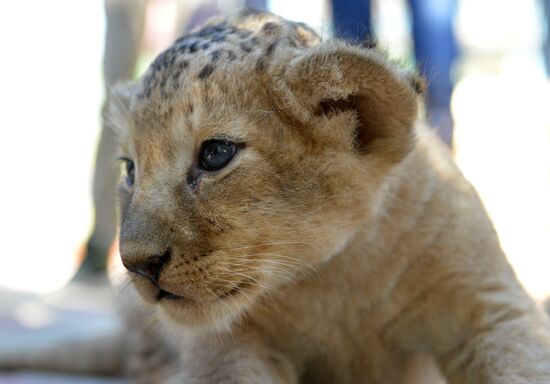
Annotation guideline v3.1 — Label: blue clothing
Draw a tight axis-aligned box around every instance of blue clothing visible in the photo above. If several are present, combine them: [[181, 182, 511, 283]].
[[330, 0, 457, 145]]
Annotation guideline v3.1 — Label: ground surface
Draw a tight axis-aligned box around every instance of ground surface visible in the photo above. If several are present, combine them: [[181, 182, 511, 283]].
[[0, 283, 125, 384]]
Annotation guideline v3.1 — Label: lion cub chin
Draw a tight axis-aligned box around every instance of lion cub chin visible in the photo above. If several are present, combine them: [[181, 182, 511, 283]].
[[111, 10, 550, 384]]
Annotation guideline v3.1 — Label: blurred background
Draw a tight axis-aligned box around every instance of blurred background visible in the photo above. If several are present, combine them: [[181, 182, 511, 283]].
[[0, 0, 549, 382]]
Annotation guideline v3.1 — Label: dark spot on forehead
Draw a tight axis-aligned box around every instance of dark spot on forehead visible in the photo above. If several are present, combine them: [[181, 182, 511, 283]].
[[225, 26, 238, 35], [262, 22, 280, 34], [139, 87, 151, 100], [265, 40, 279, 56], [189, 41, 199, 53], [256, 57, 266, 73], [152, 59, 162, 71], [239, 42, 252, 53], [197, 24, 227, 37], [237, 30, 253, 39], [198, 64, 215, 79], [175, 35, 201, 46], [210, 49, 238, 63], [210, 49, 223, 63], [227, 50, 237, 61], [210, 33, 226, 43]]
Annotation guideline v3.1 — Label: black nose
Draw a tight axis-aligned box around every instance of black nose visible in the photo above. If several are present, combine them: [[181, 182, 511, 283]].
[[124, 250, 171, 287]]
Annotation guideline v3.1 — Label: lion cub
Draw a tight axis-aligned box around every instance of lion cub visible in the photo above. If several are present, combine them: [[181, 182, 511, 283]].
[[100, 10, 550, 384]]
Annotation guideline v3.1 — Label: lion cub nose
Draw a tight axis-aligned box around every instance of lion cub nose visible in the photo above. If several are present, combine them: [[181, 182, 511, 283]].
[[122, 251, 171, 287]]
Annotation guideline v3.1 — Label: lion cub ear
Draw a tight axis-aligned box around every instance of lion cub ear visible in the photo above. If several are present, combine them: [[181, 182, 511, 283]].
[[104, 82, 134, 141], [278, 41, 421, 165]]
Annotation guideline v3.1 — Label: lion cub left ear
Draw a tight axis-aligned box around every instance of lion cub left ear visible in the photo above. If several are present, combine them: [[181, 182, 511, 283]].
[[278, 41, 421, 166]]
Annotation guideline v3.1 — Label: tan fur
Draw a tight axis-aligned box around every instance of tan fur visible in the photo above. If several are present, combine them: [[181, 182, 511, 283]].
[[110, 11, 550, 383]]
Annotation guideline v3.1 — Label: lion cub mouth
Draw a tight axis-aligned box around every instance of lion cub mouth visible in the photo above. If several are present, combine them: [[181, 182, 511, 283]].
[[158, 279, 253, 301], [156, 288, 186, 301], [155, 280, 251, 302], [133, 272, 255, 305]]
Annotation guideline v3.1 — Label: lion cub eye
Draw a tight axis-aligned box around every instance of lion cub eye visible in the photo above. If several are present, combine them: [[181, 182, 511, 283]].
[[121, 158, 135, 187], [199, 139, 237, 171]]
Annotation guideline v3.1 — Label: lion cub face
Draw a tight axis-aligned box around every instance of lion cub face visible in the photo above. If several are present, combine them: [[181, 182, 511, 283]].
[[115, 13, 419, 328]]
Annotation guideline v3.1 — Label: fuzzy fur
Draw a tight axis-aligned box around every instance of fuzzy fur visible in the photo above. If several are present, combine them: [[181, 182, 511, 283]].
[[4, 11, 550, 384]]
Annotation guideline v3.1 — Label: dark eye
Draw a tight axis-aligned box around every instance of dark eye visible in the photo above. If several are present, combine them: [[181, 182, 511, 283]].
[[199, 139, 237, 171], [122, 158, 135, 187]]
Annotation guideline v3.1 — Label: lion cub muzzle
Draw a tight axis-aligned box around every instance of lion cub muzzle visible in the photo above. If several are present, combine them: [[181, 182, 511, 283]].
[[121, 248, 179, 300]]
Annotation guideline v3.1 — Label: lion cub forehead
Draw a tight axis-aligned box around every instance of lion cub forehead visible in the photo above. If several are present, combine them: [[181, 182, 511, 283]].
[[131, 11, 320, 106]]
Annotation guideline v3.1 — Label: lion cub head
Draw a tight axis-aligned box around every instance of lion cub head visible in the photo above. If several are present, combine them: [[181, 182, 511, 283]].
[[113, 12, 420, 329]]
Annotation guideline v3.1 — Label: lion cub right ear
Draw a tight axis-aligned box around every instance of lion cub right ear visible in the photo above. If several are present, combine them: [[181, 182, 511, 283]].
[[276, 41, 421, 167], [104, 82, 134, 140]]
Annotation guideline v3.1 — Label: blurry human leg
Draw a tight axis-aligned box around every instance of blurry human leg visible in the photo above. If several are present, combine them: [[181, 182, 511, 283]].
[[330, 0, 372, 42], [409, 0, 458, 146], [177, 0, 267, 38], [75, 0, 147, 280], [246, 0, 267, 10], [543, 0, 550, 76]]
